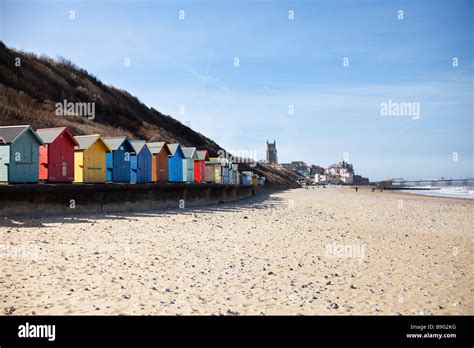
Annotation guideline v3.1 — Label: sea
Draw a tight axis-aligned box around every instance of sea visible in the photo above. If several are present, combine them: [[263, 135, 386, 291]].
[[400, 185, 474, 199]]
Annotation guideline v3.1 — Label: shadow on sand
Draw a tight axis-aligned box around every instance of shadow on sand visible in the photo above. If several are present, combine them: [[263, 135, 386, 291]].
[[0, 190, 291, 229]]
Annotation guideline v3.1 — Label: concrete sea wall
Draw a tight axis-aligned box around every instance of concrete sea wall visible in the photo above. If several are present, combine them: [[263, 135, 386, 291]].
[[0, 183, 259, 217]]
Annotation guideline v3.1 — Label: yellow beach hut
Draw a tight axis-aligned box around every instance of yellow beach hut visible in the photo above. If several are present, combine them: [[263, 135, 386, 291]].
[[74, 135, 111, 183], [252, 174, 258, 186], [207, 158, 222, 183]]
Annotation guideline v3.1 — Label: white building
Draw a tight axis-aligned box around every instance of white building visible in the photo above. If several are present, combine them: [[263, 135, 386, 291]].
[[324, 161, 354, 184]]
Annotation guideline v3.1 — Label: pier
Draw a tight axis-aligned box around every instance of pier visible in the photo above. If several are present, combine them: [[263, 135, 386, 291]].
[[377, 178, 474, 189]]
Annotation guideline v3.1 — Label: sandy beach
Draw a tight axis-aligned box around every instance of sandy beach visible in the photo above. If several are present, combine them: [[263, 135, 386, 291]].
[[1, 187, 472, 315]]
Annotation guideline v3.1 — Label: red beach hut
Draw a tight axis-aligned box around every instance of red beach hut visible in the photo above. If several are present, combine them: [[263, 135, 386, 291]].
[[194, 150, 209, 183], [36, 127, 79, 182]]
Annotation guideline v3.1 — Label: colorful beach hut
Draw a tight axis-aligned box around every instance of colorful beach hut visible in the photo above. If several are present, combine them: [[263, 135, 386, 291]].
[[74, 135, 111, 183], [207, 158, 223, 183], [147, 142, 171, 182], [231, 164, 239, 184], [194, 150, 209, 183], [130, 140, 152, 183], [37, 127, 78, 182], [103, 137, 135, 182], [220, 158, 230, 184], [241, 171, 253, 186], [167, 144, 185, 182], [228, 163, 236, 184], [204, 161, 217, 183], [252, 174, 258, 186], [0, 125, 44, 183], [181, 147, 198, 182]]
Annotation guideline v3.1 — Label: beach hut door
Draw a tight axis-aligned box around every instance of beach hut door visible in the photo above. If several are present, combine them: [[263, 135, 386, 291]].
[[58, 142, 67, 177], [130, 155, 137, 182], [0, 145, 10, 182]]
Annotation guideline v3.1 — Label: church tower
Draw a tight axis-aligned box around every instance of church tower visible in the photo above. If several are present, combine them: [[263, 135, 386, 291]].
[[266, 140, 278, 164]]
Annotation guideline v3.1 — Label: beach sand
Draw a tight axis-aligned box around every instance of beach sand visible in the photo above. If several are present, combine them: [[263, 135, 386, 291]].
[[1, 187, 472, 315]]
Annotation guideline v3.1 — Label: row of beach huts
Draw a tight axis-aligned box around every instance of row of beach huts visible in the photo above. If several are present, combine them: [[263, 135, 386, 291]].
[[0, 125, 265, 185]]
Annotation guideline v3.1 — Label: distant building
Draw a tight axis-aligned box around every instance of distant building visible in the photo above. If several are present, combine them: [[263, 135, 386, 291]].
[[282, 158, 369, 184], [324, 160, 354, 184], [309, 165, 324, 176], [281, 161, 309, 177], [314, 174, 324, 183], [353, 175, 370, 184], [266, 140, 278, 164]]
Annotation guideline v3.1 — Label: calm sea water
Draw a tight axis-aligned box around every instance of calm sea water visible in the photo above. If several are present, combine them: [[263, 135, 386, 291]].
[[401, 186, 474, 199]]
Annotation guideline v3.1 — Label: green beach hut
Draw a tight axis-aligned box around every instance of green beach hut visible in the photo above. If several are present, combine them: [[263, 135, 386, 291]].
[[0, 125, 44, 183]]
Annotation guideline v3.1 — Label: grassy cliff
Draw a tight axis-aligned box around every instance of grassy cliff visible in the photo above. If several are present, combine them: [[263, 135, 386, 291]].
[[0, 42, 299, 188]]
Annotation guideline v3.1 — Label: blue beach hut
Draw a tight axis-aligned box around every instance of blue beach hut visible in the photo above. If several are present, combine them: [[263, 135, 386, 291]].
[[103, 136, 135, 182], [0, 125, 44, 183], [220, 158, 230, 184], [181, 147, 198, 182], [241, 171, 253, 186], [167, 143, 185, 182], [130, 153, 137, 183], [130, 140, 152, 183]]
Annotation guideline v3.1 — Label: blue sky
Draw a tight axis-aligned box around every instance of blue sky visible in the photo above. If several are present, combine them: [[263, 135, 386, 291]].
[[1, 0, 472, 180]]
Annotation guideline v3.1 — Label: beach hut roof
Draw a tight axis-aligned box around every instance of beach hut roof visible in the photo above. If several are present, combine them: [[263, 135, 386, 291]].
[[103, 136, 133, 151], [75, 134, 111, 151], [196, 150, 209, 161], [0, 125, 44, 145], [75, 135, 99, 150], [181, 147, 198, 159], [209, 157, 227, 165], [130, 140, 148, 154], [36, 127, 79, 146], [147, 142, 171, 155], [167, 143, 183, 156]]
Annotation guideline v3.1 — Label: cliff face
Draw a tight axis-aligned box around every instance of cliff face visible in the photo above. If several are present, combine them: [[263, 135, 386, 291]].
[[0, 42, 300, 188]]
